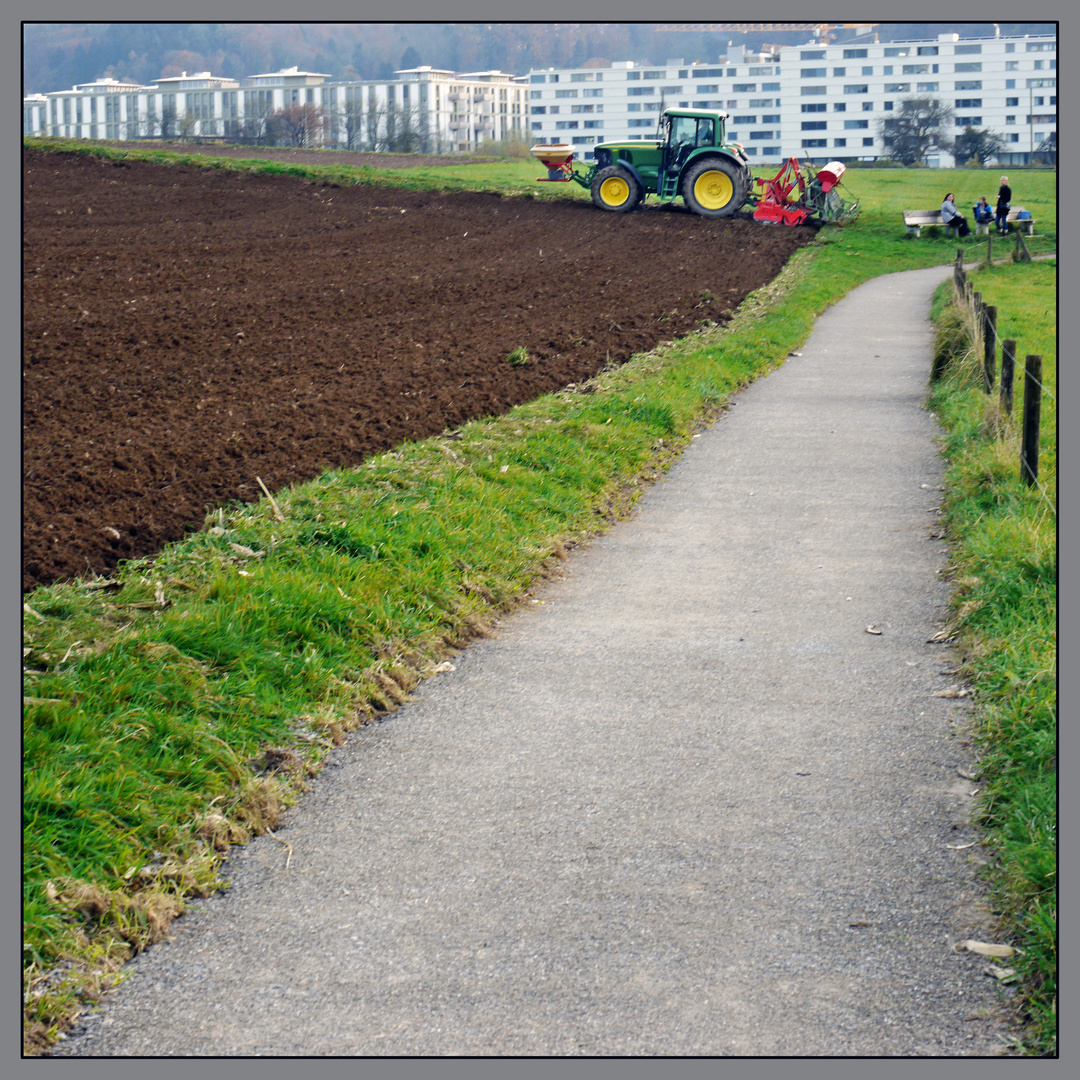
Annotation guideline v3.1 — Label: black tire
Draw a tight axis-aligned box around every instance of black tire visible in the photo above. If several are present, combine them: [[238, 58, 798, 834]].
[[681, 157, 747, 218], [590, 165, 642, 213]]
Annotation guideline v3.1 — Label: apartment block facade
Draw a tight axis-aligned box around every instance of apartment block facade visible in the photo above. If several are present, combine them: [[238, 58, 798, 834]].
[[525, 31, 1056, 167], [23, 65, 529, 154]]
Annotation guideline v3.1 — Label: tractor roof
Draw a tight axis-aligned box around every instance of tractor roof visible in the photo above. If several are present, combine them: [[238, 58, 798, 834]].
[[663, 107, 729, 121]]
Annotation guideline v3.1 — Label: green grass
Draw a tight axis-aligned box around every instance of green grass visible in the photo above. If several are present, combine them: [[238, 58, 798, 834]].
[[928, 260, 1057, 1055], [22, 139, 1056, 1052]]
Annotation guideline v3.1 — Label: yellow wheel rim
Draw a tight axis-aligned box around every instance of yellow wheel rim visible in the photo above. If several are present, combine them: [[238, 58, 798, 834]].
[[600, 176, 630, 207], [694, 170, 734, 210]]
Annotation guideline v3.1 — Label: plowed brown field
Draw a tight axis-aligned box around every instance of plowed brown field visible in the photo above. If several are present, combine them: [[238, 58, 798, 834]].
[[23, 147, 815, 592]]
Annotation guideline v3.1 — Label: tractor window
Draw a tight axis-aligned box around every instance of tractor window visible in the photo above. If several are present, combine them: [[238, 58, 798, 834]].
[[671, 116, 697, 145], [696, 118, 715, 145]]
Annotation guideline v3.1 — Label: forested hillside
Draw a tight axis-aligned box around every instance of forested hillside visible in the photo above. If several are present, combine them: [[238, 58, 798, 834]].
[[23, 22, 1055, 95]]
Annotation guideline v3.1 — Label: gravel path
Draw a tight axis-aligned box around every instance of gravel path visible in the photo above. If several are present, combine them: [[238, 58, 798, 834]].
[[53, 264, 1014, 1056]]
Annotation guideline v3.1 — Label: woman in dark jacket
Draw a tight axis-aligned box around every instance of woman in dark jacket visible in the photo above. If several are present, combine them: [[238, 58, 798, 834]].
[[996, 176, 1012, 235]]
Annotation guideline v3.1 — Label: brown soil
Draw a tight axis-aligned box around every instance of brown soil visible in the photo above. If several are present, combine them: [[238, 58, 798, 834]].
[[116, 140, 502, 170], [23, 147, 815, 593]]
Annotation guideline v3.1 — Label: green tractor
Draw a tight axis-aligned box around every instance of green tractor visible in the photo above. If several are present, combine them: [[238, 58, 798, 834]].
[[532, 108, 754, 219]]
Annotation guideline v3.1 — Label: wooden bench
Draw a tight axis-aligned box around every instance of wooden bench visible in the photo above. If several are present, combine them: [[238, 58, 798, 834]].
[[904, 206, 1036, 238], [902, 210, 957, 238]]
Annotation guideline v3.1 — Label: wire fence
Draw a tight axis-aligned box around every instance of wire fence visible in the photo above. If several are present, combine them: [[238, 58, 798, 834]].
[[943, 248, 1056, 517]]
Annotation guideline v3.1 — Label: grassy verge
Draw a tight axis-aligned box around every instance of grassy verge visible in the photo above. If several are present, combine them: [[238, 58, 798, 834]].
[[928, 260, 1057, 1055], [23, 141, 1056, 1052]]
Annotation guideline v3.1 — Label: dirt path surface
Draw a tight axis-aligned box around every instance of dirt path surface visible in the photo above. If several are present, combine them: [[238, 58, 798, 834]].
[[51, 265, 1015, 1057], [23, 148, 812, 592]]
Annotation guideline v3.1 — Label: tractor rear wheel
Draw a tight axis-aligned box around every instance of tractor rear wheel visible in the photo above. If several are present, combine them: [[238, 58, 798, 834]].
[[591, 165, 642, 213], [681, 158, 747, 218]]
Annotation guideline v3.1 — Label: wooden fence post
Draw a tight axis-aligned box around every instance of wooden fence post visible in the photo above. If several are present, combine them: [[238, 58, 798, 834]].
[[986, 235, 993, 269], [1000, 339, 1016, 416], [1022, 355, 1042, 486], [983, 305, 997, 393]]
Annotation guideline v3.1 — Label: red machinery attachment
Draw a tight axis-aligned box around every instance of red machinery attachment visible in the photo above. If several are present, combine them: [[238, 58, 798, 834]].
[[530, 144, 575, 182], [752, 157, 811, 225], [752, 158, 853, 226]]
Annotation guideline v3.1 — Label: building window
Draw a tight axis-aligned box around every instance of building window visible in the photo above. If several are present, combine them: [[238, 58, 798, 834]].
[[732, 84, 756, 92], [917, 46, 939, 56], [833, 102, 847, 112], [554, 120, 578, 130], [1005, 61, 1019, 71], [801, 120, 826, 130], [627, 87, 655, 96], [570, 72, 595, 82], [862, 137, 874, 146], [762, 114, 780, 123], [749, 98, 777, 108], [554, 89, 578, 98], [801, 103, 826, 113], [627, 118, 653, 127], [800, 50, 826, 60], [643, 70, 665, 79], [750, 131, 773, 140], [862, 101, 874, 111], [832, 67, 846, 77], [844, 85, 869, 94], [801, 67, 826, 78], [884, 83, 910, 94], [918, 82, 939, 92], [955, 117, 982, 127], [801, 86, 827, 96], [955, 80, 982, 90], [1006, 116, 1015, 125], [884, 47, 910, 57], [530, 90, 542, 100], [902, 65, 929, 75], [530, 74, 545, 83], [801, 138, 827, 148], [834, 138, 846, 147], [844, 48, 868, 58], [530, 105, 546, 115], [733, 115, 757, 124], [583, 88, 603, 98], [762, 83, 780, 91], [625, 71, 640, 80], [583, 120, 603, 129], [954, 44, 982, 54], [1025, 42, 1055, 51], [954, 63, 982, 72], [1007, 133, 1020, 143], [955, 99, 982, 109], [844, 119, 869, 129]]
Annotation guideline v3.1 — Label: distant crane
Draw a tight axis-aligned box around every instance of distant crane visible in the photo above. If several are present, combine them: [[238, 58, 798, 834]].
[[656, 24, 879, 45]]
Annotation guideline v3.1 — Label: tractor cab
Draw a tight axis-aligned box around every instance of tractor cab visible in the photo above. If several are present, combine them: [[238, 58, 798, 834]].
[[660, 111, 723, 174]]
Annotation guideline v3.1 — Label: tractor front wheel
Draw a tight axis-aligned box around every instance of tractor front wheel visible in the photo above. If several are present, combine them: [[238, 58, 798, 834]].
[[681, 158, 747, 218], [591, 165, 641, 213]]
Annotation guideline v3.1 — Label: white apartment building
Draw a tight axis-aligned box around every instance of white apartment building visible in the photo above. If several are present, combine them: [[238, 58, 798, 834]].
[[525, 30, 1056, 167], [23, 65, 529, 154]]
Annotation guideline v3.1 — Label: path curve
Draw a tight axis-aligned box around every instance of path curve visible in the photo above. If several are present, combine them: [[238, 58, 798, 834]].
[[54, 265, 1014, 1057]]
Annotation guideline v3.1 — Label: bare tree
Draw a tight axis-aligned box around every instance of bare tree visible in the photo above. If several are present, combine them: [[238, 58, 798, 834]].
[[177, 110, 198, 141], [876, 96, 953, 166], [270, 103, 326, 147], [950, 125, 1007, 166]]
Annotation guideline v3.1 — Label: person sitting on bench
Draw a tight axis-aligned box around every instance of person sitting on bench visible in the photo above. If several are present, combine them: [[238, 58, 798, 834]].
[[973, 196, 994, 227], [941, 192, 970, 237]]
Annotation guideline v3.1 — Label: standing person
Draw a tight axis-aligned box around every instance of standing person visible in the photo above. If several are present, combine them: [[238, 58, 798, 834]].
[[996, 175, 1012, 235], [941, 192, 970, 237]]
